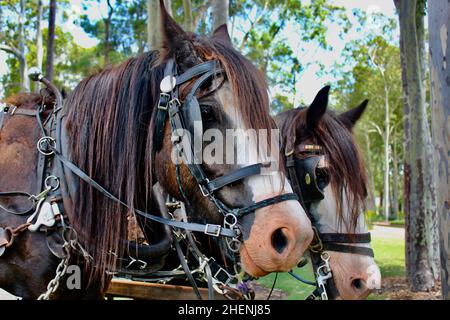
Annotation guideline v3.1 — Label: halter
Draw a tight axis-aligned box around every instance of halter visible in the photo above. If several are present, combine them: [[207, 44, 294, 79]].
[[285, 143, 373, 300]]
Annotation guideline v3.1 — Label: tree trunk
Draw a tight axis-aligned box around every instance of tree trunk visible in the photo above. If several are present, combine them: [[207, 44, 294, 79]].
[[104, 0, 114, 67], [391, 140, 399, 220], [18, 0, 29, 91], [383, 83, 390, 223], [35, 0, 43, 92], [394, 0, 439, 291], [212, 0, 228, 31], [182, 0, 193, 32], [147, 0, 171, 49], [364, 131, 377, 214], [428, 0, 450, 300], [45, 0, 56, 82]]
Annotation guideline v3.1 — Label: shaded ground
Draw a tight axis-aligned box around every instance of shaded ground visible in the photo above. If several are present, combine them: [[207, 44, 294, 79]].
[[372, 276, 441, 300]]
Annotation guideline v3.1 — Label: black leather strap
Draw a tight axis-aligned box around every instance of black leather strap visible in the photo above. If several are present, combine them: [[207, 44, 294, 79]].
[[322, 243, 374, 257], [233, 193, 299, 217], [175, 60, 220, 86], [320, 232, 371, 244], [51, 148, 238, 238], [206, 163, 262, 193]]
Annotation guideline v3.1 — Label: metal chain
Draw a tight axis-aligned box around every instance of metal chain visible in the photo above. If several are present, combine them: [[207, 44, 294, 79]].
[[37, 242, 71, 300]]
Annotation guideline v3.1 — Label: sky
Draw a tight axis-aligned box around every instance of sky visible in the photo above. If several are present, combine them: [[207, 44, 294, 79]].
[[0, 0, 398, 100]]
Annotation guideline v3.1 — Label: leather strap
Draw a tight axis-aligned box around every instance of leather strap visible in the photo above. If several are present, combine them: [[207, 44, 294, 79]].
[[320, 232, 371, 244], [205, 164, 262, 193], [322, 243, 374, 257], [175, 60, 220, 86], [51, 148, 238, 238]]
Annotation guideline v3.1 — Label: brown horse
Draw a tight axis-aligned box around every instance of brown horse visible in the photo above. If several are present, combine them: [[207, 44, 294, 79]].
[[275, 86, 381, 300], [0, 3, 313, 299]]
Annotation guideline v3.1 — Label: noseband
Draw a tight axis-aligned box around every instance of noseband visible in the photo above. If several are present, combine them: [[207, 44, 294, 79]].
[[285, 143, 373, 300]]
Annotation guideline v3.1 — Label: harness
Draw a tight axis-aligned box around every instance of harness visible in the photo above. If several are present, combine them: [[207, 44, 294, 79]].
[[285, 143, 374, 300], [0, 60, 297, 300]]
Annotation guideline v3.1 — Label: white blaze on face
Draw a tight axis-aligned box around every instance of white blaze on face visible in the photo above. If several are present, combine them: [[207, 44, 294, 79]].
[[314, 186, 381, 293], [215, 83, 297, 205], [314, 186, 368, 235]]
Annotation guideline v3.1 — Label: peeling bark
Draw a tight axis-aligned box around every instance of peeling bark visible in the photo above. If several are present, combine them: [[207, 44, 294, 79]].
[[394, 0, 439, 291], [428, 0, 450, 299]]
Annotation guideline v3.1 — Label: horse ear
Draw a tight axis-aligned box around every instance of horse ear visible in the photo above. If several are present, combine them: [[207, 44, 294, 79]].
[[159, 0, 188, 58], [339, 99, 369, 129], [306, 86, 330, 131], [212, 24, 233, 46]]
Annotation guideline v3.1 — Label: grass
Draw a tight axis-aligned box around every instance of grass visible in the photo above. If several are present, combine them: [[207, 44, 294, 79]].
[[256, 234, 405, 300]]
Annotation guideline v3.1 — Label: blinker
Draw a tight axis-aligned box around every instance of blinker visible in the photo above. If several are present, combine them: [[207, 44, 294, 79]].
[[294, 155, 328, 203]]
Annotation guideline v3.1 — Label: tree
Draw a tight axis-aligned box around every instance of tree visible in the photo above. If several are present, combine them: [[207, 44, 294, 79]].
[[0, 0, 29, 91], [35, 0, 43, 92], [212, 0, 228, 31], [394, 0, 439, 291], [428, 0, 450, 299], [331, 12, 404, 219], [46, 0, 56, 81], [147, 0, 172, 49]]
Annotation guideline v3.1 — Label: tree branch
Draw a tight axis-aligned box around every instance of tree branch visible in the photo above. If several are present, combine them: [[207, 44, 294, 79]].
[[0, 44, 23, 60], [239, 0, 269, 50]]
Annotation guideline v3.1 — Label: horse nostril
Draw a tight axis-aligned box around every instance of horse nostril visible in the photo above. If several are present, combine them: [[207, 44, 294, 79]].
[[351, 278, 365, 290], [271, 228, 288, 254]]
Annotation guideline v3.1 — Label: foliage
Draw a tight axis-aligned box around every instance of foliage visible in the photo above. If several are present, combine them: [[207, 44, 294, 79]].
[[330, 11, 404, 215], [229, 0, 350, 103]]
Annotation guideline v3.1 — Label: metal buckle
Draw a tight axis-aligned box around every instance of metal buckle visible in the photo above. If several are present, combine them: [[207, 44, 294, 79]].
[[214, 266, 233, 285], [199, 181, 211, 197], [204, 224, 221, 237], [309, 227, 323, 253], [158, 93, 171, 110]]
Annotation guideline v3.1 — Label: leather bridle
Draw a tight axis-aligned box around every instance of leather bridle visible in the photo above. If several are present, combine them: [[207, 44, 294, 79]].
[[0, 59, 299, 300], [285, 143, 373, 300], [152, 58, 298, 240]]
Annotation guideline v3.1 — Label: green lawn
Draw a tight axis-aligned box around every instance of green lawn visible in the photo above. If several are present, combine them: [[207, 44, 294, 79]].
[[256, 234, 405, 300]]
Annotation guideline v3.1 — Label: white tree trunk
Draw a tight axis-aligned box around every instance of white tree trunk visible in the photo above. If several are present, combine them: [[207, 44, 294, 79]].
[[383, 83, 390, 223], [35, 0, 43, 92], [147, 0, 172, 49], [18, 0, 29, 91], [394, 0, 439, 291], [212, 0, 228, 31], [428, 0, 450, 300]]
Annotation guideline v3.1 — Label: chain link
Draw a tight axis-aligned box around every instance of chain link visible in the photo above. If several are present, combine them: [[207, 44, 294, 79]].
[[37, 242, 71, 300]]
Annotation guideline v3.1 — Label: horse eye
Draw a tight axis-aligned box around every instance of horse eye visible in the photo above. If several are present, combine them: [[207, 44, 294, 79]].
[[200, 105, 216, 122]]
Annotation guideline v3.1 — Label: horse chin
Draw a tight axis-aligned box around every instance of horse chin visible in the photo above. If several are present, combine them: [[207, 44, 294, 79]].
[[239, 245, 269, 277]]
